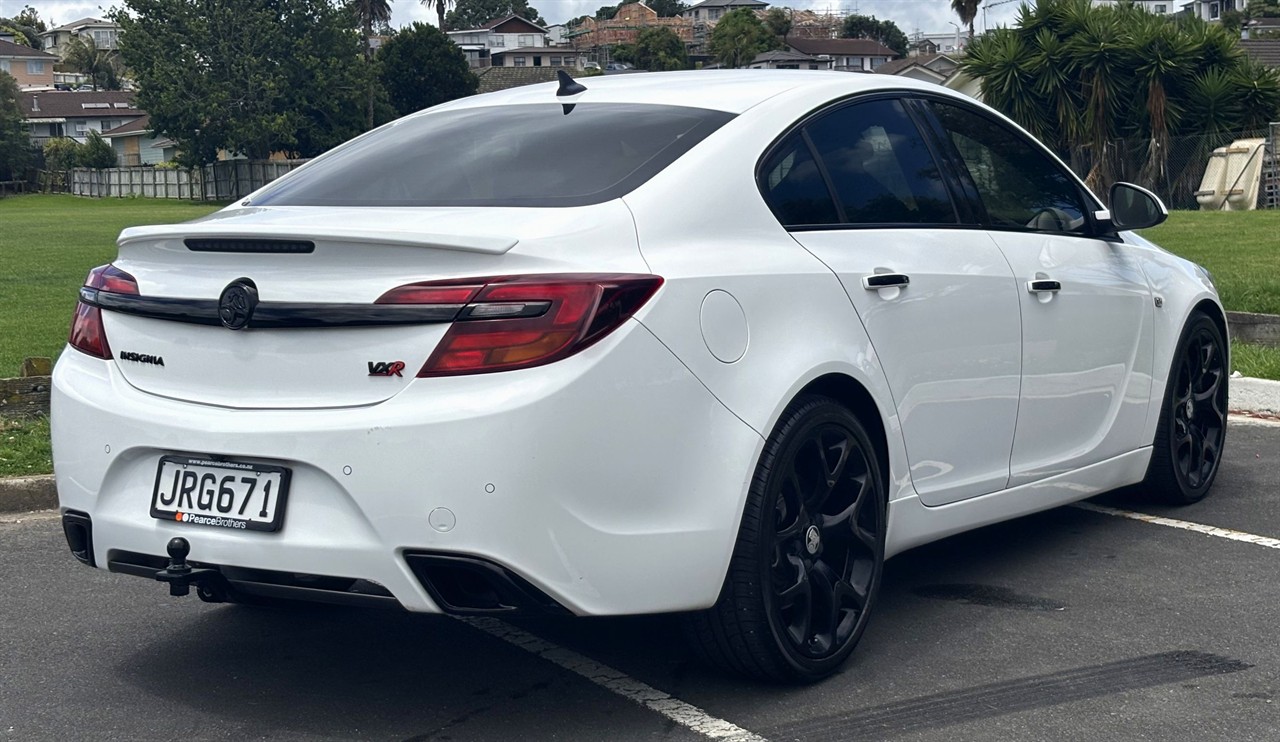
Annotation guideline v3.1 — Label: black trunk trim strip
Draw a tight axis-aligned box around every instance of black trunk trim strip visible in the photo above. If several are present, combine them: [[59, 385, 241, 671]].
[[84, 288, 462, 328], [184, 238, 315, 254]]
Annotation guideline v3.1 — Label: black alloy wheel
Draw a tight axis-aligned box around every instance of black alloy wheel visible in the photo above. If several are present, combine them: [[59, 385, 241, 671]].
[[1144, 312, 1228, 504], [686, 395, 886, 682]]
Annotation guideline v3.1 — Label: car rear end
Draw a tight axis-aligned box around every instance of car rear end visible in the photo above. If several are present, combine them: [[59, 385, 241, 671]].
[[51, 94, 764, 616]]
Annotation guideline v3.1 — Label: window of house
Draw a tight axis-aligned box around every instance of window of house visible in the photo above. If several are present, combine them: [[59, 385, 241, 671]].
[[533, 55, 543, 66], [1210, 2, 1220, 18], [518, 34, 536, 46], [1155, 4, 1167, 12], [710, 9, 722, 19], [514, 56, 526, 66], [551, 56, 562, 65], [804, 98, 958, 225], [0, 60, 10, 74], [27, 61, 46, 75], [491, 36, 504, 46], [759, 133, 839, 227], [870, 57, 885, 69], [930, 101, 1088, 233]]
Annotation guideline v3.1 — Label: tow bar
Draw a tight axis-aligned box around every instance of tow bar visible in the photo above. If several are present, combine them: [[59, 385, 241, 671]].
[[153, 537, 227, 601]]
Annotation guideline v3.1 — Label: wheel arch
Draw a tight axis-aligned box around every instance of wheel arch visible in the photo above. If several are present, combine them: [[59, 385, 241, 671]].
[[794, 372, 891, 498], [1193, 298, 1229, 358]]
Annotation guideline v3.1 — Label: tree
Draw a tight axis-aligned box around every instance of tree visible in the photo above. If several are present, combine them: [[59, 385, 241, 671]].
[[79, 131, 118, 169], [951, 0, 980, 39], [594, 5, 618, 20], [628, 27, 688, 71], [1, 6, 46, 49], [421, 0, 454, 32], [378, 23, 477, 116], [708, 7, 777, 68], [60, 37, 123, 91], [763, 8, 791, 42], [962, 0, 1280, 194], [446, 0, 545, 30], [646, 0, 688, 17], [352, 0, 393, 127], [113, 0, 372, 165], [43, 137, 81, 171], [840, 14, 909, 57], [0, 72, 31, 180]]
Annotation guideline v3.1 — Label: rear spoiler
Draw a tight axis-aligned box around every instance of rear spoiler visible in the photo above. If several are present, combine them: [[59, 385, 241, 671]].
[[118, 223, 518, 255]]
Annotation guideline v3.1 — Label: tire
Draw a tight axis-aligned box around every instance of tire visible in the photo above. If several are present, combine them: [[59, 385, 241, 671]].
[[1142, 311, 1229, 505], [685, 394, 886, 683]]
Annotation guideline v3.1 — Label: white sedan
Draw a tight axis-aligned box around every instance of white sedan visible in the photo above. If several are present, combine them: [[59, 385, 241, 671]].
[[52, 71, 1228, 682]]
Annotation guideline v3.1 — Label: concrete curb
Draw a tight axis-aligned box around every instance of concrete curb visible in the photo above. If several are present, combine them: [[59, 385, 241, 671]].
[[2, 375, 1278, 514], [0, 475, 56, 514]]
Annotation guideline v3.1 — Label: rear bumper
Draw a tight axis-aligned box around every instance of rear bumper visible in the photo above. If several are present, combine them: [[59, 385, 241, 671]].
[[52, 320, 763, 615]]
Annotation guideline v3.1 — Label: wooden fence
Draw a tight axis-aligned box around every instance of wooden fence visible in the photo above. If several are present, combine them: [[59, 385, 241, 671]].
[[63, 160, 308, 201]]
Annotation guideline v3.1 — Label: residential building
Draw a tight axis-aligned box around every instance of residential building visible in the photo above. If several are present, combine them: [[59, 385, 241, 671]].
[[786, 38, 897, 72], [908, 31, 966, 56], [19, 90, 145, 147], [100, 115, 174, 166], [569, 3, 693, 48], [447, 15, 549, 68], [490, 48, 587, 68], [0, 36, 57, 89], [875, 53, 960, 84], [748, 50, 823, 69], [40, 17, 122, 58], [1179, 0, 1240, 22], [1092, 0, 1176, 13]]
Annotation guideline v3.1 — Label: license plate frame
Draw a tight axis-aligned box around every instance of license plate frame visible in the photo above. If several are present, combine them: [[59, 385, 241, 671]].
[[150, 455, 292, 532]]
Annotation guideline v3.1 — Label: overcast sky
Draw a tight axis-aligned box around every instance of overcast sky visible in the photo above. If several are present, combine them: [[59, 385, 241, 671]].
[[2, 0, 1025, 41]]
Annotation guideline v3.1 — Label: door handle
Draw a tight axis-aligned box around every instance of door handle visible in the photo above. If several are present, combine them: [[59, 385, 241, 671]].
[[863, 273, 910, 290], [1027, 279, 1061, 293]]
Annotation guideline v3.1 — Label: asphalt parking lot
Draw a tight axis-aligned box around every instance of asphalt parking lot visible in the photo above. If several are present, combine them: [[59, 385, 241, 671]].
[[2, 418, 1278, 741]]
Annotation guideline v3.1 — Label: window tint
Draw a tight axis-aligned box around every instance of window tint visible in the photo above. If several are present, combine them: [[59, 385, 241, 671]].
[[805, 98, 957, 225], [759, 133, 839, 227], [252, 103, 734, 208], [931, 101, 1088, 233]]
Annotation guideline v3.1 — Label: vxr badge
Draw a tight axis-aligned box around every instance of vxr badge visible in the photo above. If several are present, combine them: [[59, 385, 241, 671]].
[[368, 361, 406, 377]]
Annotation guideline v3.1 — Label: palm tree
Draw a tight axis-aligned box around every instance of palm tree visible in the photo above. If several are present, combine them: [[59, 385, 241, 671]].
[[951, 0, 981, 39], [61, 37, 121, 91], [421, 0, 452, 33], [353, 0, 393, 128]]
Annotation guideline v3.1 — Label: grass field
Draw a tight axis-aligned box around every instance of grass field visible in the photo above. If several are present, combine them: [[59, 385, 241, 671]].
[[0, 195, 221, 375], [0, 417, 51, 478], [1140, 210, 1280, 316]]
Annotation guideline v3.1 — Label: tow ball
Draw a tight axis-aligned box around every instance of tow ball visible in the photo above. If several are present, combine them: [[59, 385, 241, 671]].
[[153, 537, 226, 601]]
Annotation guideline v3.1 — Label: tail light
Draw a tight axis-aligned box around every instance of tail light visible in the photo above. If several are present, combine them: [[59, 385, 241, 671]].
[[69, 264, 138, 359], [376, 274, 663, 377]]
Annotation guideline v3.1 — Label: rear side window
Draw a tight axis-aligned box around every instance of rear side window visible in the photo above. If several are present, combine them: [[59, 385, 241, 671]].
[[759, 133, 839, 227], [930, 101, 1088, 233], [252, 103, 735, 208], [805, 99, 957, 226]]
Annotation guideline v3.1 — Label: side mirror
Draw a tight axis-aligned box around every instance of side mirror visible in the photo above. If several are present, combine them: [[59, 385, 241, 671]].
[[1109, 182, 1168, 231]]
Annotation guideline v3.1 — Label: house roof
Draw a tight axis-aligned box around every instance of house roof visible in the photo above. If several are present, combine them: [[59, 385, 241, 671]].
[[480, 14, 548, 33], [875, 53, 957, 77], [0, 38, 57, 59], [43, 17, 118, 34], [685, 0, 769, 8], [788, 38, 897, 58], [19, 91, 145, 120], [101, 115, 152, 138], [752, 50, 818, 63], [1241, 39, 1280, 67], [473, 66, 563, 95]]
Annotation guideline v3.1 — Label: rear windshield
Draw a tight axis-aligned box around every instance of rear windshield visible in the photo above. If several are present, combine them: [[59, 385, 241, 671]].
[[252, 103, 735, 208]]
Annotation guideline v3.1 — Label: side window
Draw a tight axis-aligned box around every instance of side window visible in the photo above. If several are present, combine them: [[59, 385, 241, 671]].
[[931, 101, 1088, 234], [805, 98, 957, 225], [759, 133, 839, 227]]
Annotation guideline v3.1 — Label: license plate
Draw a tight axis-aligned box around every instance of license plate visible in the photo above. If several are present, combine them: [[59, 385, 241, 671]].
[[151, 455, 291, 532]]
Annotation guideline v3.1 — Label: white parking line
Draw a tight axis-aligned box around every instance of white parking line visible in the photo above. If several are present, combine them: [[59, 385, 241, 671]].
[[1073, 502, 1280, 550], [457, 616, 769, 742]]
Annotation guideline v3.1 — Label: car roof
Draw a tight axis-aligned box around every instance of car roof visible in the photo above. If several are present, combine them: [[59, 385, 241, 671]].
[[430, 70, 953, 115]]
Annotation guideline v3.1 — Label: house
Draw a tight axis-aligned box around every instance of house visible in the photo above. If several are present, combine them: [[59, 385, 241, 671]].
[[489, 47, 586, 68], [19, 90, 145, 147], [907, 31, 966, 56], [0, 36, 57, 89], [99, 115, 175, 166], [569, 3, 694, 49], [748, 50, 823, 70], [786, 38, 897, 72], [1179, 0, 1239, 22], [1092, 0, 1176, 14], [39, 17, 122, 58], [875, 53, 960, 84], [447, 15, 549, 68]]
